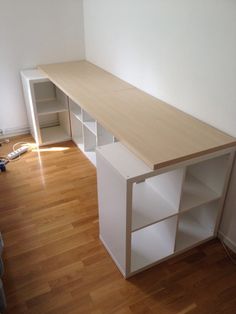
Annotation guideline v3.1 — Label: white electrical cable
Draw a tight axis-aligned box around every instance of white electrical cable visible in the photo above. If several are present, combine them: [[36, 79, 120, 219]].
[[1, 141, 33, 163]]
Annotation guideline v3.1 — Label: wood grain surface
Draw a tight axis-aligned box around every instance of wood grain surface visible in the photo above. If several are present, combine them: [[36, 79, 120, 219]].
[[39, 61, 236, 169], [0, 135, 236, 313]]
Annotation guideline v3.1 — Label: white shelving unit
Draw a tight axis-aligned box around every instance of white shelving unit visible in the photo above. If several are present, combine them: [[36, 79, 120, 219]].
[[21, 69, 71, 145], [21, 69, 117, 163], [69, 97, 116, 167], [96, 142, 235, 277], [21, 67, 236, 279]]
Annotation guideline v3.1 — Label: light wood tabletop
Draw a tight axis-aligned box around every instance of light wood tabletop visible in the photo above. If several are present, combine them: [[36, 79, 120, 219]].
[[39, 60, 236, 169]]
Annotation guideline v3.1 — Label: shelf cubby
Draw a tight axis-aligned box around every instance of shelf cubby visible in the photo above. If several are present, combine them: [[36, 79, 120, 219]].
[[39, 111, 71, 145], [69, 98, 82, 121], [131, 216, 177, 272], [83, 125, 96, 151], [22, 70, 235, 278], [36, 100, 67, 115], [175, 201, 220, 252], [132, 168, 184, 231], [180, 154, 230, 211], [35, 83, 68, 116], [97, 123, 114, 146], [83, 125, 96, 165], [82, 110, 97, 135], [70, 112, 83, 147], [33, 80, 55, 102]]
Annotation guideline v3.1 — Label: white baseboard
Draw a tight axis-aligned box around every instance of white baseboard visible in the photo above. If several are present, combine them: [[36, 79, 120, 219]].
[[218, 231, 236, 253], [0, 126, 30, 139], [0, 120, 59, 139]]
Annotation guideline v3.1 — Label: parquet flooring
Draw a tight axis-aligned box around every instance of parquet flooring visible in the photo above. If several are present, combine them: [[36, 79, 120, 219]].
[[0, 135, 236, 314]]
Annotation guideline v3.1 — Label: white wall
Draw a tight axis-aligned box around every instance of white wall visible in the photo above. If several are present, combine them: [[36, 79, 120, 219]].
[[0, 0, 85, 135], [83, 0, 236, 249]]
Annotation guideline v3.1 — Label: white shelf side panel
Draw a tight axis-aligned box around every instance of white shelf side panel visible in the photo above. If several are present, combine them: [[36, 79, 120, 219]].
[[132, 181, 177, 231], [97, 150, 129, 276], [21, 72, 41, 144], [71, 112, 83, 146], [175, 201, 220, 252], [131, 216, 178, 272], [180, 174, 219, 211]]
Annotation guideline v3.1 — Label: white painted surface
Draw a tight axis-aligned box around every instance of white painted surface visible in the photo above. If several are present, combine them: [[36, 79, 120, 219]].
[[83, 0, 236, 249], [0, 0, 85, 134], [187, 154, 230, 196], [132, 181, 177, 231], [69, 99, 82, 121], [83, 121, 97, 135], [70, 113, 83, 145], [37, 101, 67, 116], [84, 0, 236, 136], [96, 151, 129, 275], [97, 124, 114, 146], [131, 216, 177, 272], [147, 168, 185, 210], [176, 201, 219, 251], [40, 125, 70, 145], [180, 174, 219, 211], [96, 142, 151, 180], [83, 126, 96, 151]]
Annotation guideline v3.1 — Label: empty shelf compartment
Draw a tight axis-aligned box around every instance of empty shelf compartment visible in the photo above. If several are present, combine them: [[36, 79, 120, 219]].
[[132, 181, 177, 231], [131, 216, 177, 272], [175, 201, 219, 252], [69, 98, 82, 121]]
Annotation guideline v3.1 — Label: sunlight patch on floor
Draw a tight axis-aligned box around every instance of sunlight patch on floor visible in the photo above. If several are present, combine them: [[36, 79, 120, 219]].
[[32, 147, 70, 152]]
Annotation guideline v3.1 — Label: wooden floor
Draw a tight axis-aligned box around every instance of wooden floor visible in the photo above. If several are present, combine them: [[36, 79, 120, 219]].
[[0, 135, 236, 314]]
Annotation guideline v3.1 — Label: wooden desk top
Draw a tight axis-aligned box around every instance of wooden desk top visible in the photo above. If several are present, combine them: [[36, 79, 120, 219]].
[[39, 61, 236, 169]]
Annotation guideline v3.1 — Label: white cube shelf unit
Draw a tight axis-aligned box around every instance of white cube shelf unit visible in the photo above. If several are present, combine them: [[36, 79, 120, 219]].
[[96, 142, 235, 278], [21, 69, 71, 145], [22, 69, 117, 165], [69, 98, 116, 167]]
